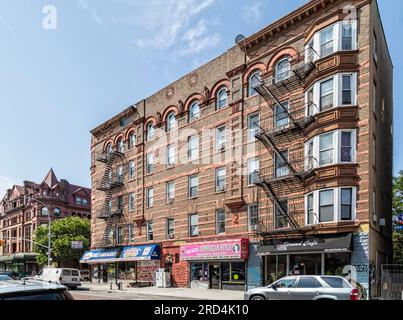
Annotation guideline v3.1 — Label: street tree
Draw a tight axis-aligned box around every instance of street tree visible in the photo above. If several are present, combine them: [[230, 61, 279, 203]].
[[34, 216, 91, 268], [393, 171, 403, 264]]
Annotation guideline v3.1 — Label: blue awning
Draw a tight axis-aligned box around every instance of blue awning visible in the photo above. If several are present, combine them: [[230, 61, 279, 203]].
[[80, 249, 120, 264], [117, 245, 160, 261]]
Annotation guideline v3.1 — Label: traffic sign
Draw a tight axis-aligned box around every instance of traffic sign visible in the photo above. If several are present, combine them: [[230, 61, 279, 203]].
[[71, 241, 83, 249]]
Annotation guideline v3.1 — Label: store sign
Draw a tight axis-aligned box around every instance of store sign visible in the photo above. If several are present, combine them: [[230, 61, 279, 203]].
[[180, 239, 249, 261], [118, 245, 160, 261], [71, 241, 83, 249], [80, 249, 120, 263]]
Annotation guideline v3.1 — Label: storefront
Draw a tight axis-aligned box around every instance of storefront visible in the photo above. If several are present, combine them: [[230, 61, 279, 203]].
[[180, 239, 249, 291], [0, 253, 39, 277], [80, 245, 161, 285], [257, 234, 353, 285]]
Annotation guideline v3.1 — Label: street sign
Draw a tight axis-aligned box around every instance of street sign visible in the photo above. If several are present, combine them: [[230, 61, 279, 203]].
[[71, 241, 83, 249]]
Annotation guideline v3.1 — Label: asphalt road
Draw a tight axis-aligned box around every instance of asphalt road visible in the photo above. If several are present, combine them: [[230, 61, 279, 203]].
[[70, 290, 195, 301]]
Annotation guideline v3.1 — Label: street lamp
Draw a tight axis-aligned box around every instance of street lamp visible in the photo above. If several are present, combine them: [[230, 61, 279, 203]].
[[24, 196, 52, 268]]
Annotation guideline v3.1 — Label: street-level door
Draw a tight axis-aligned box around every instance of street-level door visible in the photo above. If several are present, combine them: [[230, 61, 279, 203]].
[[209, 263, 221, 290]]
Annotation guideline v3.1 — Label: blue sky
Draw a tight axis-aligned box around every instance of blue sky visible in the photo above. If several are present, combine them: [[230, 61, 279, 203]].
[[0, 0, 402, 196]]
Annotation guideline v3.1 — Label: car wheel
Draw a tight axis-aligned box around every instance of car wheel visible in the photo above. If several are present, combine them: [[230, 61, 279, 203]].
[[250, 295, 266, 301]]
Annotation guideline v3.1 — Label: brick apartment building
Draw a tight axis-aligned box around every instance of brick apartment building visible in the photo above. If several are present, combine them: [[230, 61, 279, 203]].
[[86, 0, 393, 298], [0, 169, 91, 275]]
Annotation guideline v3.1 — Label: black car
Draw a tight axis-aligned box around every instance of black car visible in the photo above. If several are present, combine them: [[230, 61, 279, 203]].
[[0, 280, 74, 300]]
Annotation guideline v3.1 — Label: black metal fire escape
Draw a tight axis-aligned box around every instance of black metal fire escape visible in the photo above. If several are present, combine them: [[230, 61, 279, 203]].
[[252, 49, 320, 234], [96, 148, 125, 247]]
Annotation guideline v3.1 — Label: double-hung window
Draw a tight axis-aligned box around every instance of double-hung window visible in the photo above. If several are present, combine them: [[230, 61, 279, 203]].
[[275, 102, 289, 128], [167, 144, 175, 167], [189, 175, 199, 199], [129, 161, 136, 179], [319, 133, 334, 166], [146, 153, 154, 174], [117, 166, 124, 183], [188, 135, 199, 161], [320, 79, 334, 111], [275, 200, 289, 229], [216, 167, 226, 192], [167, 219, 175, 239], [341, 23, 353, 50], [147, 187, 154, 208], [166, 112, 176, 132], [116, 227, 123, 245], [128, 192, 136, 212], [147, 222, 153, 241], [275, 58, 291, 83], [189, 102, 200, 122], [248, 158, 260, 185], [319, 190, 334, 223], [341, 188, 353, 220], [167, 181, 175, 203], [340, 132, 353, 162], [128, 133, 136, 149], [320, 25, 334, 58], [307, 193, 315, 225], [147, 123, 155, 141], [216, 126, 226, 151], [216, 209, 226, 234], [217, 88, 228, 110], [342, 75, 352, 105], [275, 151, 289, 178], [189, 214, 199, 237], [248, 112, 260, 140], [248, 204, 259, 231], [249, 71, 261, 97], [128, 224, 135, 242]]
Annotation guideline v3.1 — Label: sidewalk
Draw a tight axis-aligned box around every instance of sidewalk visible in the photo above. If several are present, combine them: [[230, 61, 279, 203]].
[[80, 282, 244, 300]]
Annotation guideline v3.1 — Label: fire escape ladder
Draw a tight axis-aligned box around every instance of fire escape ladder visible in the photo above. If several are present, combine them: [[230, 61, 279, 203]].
[[100, 217, 114, 248]]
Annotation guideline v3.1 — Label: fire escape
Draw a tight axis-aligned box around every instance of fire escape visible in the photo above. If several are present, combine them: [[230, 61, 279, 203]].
[[252, 49, 320, 235], [96, 148, 125, 247]]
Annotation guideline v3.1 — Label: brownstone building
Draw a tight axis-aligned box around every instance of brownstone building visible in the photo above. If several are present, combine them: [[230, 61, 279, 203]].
[[0, 169, 91, 275], [87, 0, 393, 298]]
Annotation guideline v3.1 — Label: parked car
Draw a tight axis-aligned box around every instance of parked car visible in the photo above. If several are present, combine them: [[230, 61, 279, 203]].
[[245, 276, 364, 301], [0, 275, 13, 281], [0, 280, 73, 300], [80, 270, 90, 282], [0, 271, 20, 280], [33, 268, 81, 290]]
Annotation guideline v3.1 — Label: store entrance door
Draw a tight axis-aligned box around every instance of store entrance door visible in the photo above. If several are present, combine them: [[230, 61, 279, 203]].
[[209, 264, 221, 290]]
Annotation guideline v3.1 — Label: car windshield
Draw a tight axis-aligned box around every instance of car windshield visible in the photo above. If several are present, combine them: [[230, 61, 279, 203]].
[[321, 277, 350, 288]]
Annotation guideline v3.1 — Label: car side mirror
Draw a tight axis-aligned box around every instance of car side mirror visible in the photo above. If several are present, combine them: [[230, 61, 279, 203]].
[[271, 283, 278, 290]]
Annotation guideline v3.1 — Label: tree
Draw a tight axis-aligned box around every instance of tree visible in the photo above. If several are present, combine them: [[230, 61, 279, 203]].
[[34, 217, 91, 268], [392, 171, 403, 264]]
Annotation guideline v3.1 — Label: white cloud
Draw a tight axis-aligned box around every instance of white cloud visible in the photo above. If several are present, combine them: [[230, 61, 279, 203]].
[[180, 20, 220, 56], [77, 0, 103, 25], [242, 1, 263, 23]]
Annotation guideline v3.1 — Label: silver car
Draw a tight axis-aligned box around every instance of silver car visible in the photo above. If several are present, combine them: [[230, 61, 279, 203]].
[[245, 276, 363, 301]]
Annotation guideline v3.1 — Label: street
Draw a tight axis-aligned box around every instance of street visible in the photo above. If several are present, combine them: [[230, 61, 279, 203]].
[[70, 290, 193, 301]]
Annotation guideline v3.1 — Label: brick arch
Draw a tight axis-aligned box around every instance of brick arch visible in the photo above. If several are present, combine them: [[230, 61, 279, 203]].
[[103, 139, 114, 152], [162, 105, 179, 122], [124, 126, 137, 141], [113, 133, 125, 146], [211, 79, 231, 99], [243, 62, 266, 84], [267, 46, 298, 73], [144, 117, 157, 130], [184, 93, 203, 112]]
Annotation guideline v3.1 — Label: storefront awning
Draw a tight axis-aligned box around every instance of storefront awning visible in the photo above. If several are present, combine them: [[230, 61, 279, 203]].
[[257, 234, 353, 256], [0, 253, 39, 264], [117, 245, 160, 262], [80, 248, 120, 264]]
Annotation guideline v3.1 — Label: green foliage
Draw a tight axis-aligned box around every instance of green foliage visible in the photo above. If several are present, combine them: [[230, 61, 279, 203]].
[[393, 171, 403, 264], [34, 217, 91, 267], [393, 232, 403, 265]]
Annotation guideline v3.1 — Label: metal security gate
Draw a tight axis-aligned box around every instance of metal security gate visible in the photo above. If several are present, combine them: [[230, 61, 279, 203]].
[[381, 265, 403, 300]]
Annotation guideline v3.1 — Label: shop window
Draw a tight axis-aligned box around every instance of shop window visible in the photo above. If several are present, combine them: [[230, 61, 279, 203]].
[[221, 262, 246, 283]]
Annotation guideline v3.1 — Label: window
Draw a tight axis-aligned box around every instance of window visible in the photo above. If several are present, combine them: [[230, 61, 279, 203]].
[[306, 140, 314, 170], [248, 158, 260, 185], [275, 200, 289, 229], [189, 102, 200, 122], [320, 79, 334, 111], [54, 208, 61, 217], [274, 277, 297, 289], [167, 144, 175, 167], [129, 161, 136, 179], [248, 204, 259, 231], [373, 31, 378, 62], [307, 87, 315, 116], [248, 112, 260, 140], [217, 88, 228, 110], [216, 168, 226, 192], [307, 193, 314, 225], [117, 195, 123, 210], [275, 57, 291, 83], [82, 198, 88, 206], [166, 112, 177, 132], [128, 133, 136, 149], [106, 144, 112, 155], [189, 175, 199, 199], [146, 153, 154, 174], [275, 102, 289, 128], [341, 75, 352, 105], [146, 123, 155, 141], [372, 189, 377, 221], [167, 219, 175, 239], [189, 214, 199, 237], [221, 262, 246, 283], [75, 197, 82, 205], [216, 209, 226, 234], [129, 192, 136, 212], [117, 166, 124, 183], [167, 181, 175, 203], [128, 224, 135, 242], [116, 227, 123, 245], [341, 188, 353, 220], [319, 190, 334, 223], [147, 222, 153, 241], [321, 276, 350, 288], [188, 135, 199, 161], [341, 23, 353, 50], [117, 138, 125, 153], [373, 81, 377, 113], [147, 187, 154, 208], [320, 25, 334, 58], [216, 126, 226, 151], [248, 71, 261, 96], [307, 39, 315, 63], [275, 151, 289, 178], [319, 133, 334, 166], [340, 132, 352, 162], [41, 207, 49, 217], [297, 277, 323, 288]]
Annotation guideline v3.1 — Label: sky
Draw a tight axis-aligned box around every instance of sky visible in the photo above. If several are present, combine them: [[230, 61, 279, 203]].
[[0, 0, 402, 196]]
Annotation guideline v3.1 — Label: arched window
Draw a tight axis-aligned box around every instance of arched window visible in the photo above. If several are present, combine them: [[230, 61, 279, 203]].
[[275, 57, 291, 83], [216, 88, 228, 110], [41, 207, 49, 217], [249, 71, 261, 97], [54, 208, 61, 217], [146, 123, 155, 141], [189, 102, 200, 122], [117, 138, 125, 153], [128, 132, 136, 149], [166, 112, 177, 132], [106, 143, 113, 154]]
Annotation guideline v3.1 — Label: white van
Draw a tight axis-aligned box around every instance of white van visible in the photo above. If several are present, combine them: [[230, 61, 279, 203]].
[[34, 268, 81, 289]]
